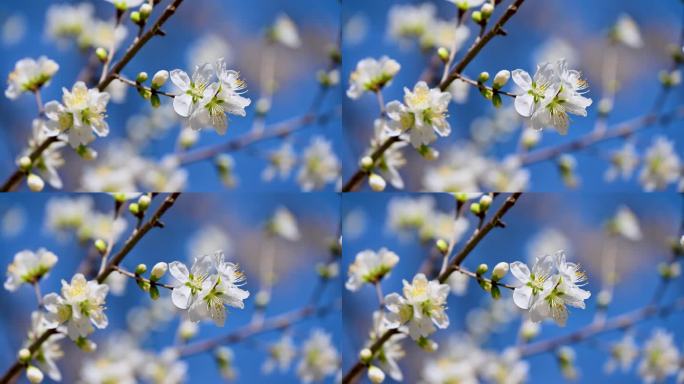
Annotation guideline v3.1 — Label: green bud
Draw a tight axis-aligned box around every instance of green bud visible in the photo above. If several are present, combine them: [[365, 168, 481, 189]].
[[94, 239, 107, 253], [437, 47, 449, 62], [478, 71, 490, 83], [476, 263, 489, 275], [129, 202, 140, 215], [471, 11, 483, 23], [95, 47, 108, 62], [130, 11, 141, 24], [17, 348, 31, 363], [492, 93, 502, 108], [136, 71, 148, 83], [149, 284, 160, 300], [436, 239, 449, 254], [18, 156, 32, 171], [138, 194, 151, 210], [359, 156, 374, 171], [150, 93, 161, 108], [490, 284, 501, 299], [135, 263, 147, 275], [359, 348, 373, 363], [470, 202, 481, 215]]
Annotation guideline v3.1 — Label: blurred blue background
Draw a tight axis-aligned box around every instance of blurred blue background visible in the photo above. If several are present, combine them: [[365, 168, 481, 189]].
[[0, 193, 341, 383], [0, 0, 341, 192], [342, 0, 684, 192], [342, 192, 684, 383]]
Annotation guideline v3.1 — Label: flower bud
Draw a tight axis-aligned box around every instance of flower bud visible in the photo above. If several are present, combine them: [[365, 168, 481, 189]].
[[492, 70, 510, 89], [17, 348, 31, 363], [596, 290, 612, 308], [149, 284, 160, 300], [255, 290, 271, 307], [471, 11, 483, 24], [481, 3, 494, 18], [94, 239, 107, 253], [360, 156, 374, 171], [369, 173, 386, 192], [368, 366, 385, 383], [95, 47, 108, 62], [18, 156, 32, 171], [130, 11, 141, 24], [26, 366, 43, 383], [139, 3, 153, 18], [75, 337, 97, 352], [417, 336, 438, 352], [470, 202, 481, 215], [492, 262, 509, 281], [490, 284, 501, 299], [255, 97, 271, 115], [437, 47, 449, 62], [129, 202, 140, 215], [113, 193, 127, 203], [418, 145, 439, 160], [151, 70, 169, 89], [27, 174, 44, 192], [477, 71, 490, 83], [150, 262, 168, 281], [136, 71, 148, 83], [476, 263, 488, 275], [179, 319, 198, 340], [135, 263, 147, 275], [138, 194, 151, 210], [520, 319, 540, 341], [479, 194, 492, 210], [436, 239, 449, 254], [359, 348, 373, 363]]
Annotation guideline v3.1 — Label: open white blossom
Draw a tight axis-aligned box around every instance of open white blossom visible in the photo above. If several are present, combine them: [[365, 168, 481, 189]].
[[384, 273, 450, 340], [604, 334, 639, 374], [385, 81, 452, 148], [387, 3, 436, 42], [19, 119, 65, 189], [368, 311, 406, 381], [347, 56, 400, 99], [421, 21, 470, 51], [262, 142, 296, 182], [639, 136, 680, 191], [139, 349, 188, 384], [43, 273, 109, 340], [446, 0, 486, 9], [297, 136, 340, 191], [80, 19, 128, 51], [511, 251, 590, 326], [346, 248, 400, 291], [421, 335, 485, 384], [605, 143, 639, 182], [45, 196, 93, 236], [5, 56, 59, 99], [638, 329, 680, 383], [171, 59, 250, 135], [5, 248, 58, 291], [369, 119, 408, 189], [25, 311, 65, 381], [169, 251, 249, 326], [481, 348, 529, 384], [44, 81, 111, 148], [387, 195, 435, 235], [45, 3, 94, 44], [296, 329, 339, 383], [262, 335, 297, 374], [609, 205, 642, 241], [512, 59, 592, 135], [79, 335, 144, 384]]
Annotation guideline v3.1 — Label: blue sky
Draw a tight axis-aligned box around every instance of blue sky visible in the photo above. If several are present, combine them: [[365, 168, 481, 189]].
[[342, 192, 684, 383], [0, 192, 341, 383], [342, 0, 684, 192]]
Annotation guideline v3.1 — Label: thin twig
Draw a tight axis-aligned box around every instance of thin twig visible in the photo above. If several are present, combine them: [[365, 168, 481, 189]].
[[112, 265, 174, 290]]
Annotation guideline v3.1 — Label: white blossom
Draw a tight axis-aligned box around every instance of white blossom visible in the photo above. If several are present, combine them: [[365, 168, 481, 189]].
[[638, 329, 680, 383], [262, 142, 296, 182], [296, 329, 339, 383], [25, 312, 65, 381], [297, 136, 340, 191], [346, 248, 399, 291], [639, 136, 681, 191], [269, 206, 300, 241], [605, 143, 639, 182], [44, 81, 111, 148], [384, 273, 450, 340], [613, 14, 643, 48], [169, 251, 249, 326], [4, 248, 58, 291], [262, 335, 297, 374], [271, 14, 301, 48], [43, 273, 109, 340], [385, 81, 452, 148], [512, 59, 592, 135], [5, 56, 59, 99], [387, 3, 436, 42], [347, 56, 400, 99], [604, 334, 638, 373], [139, 349, 188, 384], [45, 3, 94, 44]]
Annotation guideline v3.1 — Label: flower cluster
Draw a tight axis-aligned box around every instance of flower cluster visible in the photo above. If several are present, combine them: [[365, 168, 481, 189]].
[[345, 248, 400, 291], [5, 56, 59, 99], [346, 56, 401, 99], [43, 273, 110, 340], [4, 248, 58, 291], [170, 58, 251, 135], [512, 59, 593, 135], [384, 273, 450, 340], [169, 250, 249, 326], [44, 81, 111, 148], [384, 81, 452, 148], [510, 250, 591, 326]]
